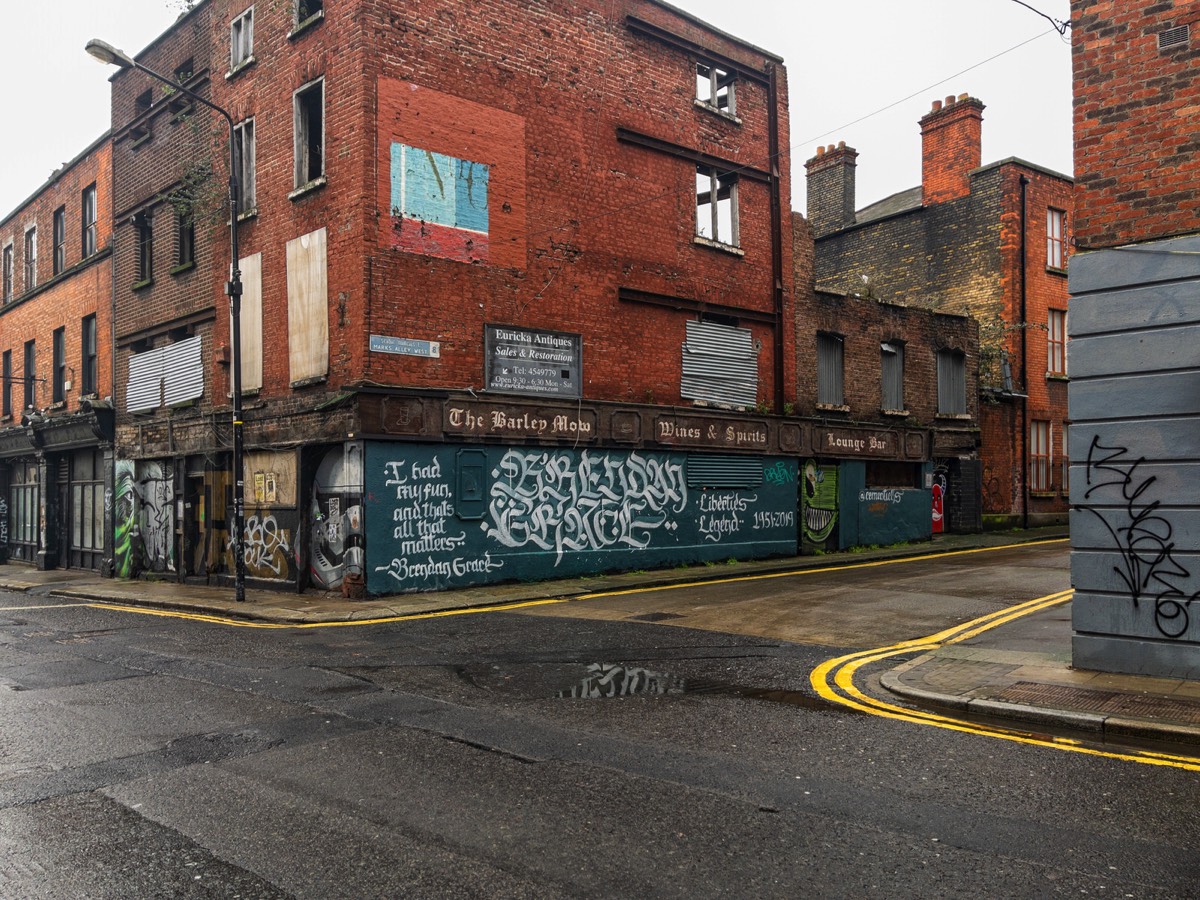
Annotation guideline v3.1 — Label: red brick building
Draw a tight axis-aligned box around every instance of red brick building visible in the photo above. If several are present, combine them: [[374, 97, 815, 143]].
[[806, 95, 1073, 530], [1068, 1, 1200, 676], [0, 134, 115, 571], [792, 214, 981, 552], [107, 0, 798, 593]]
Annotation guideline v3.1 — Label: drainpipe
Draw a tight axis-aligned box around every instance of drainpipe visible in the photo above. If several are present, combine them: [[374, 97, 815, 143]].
[[1019, 174, 1030, 530], [767, 65, 786, 414]]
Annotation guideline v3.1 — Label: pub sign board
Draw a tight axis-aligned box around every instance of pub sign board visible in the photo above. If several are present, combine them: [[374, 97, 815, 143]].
[[485, 324, 581, 399]]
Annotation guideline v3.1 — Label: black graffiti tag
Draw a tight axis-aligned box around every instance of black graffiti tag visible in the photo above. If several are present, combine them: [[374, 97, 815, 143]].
[[1084, 436, 1196, 638]]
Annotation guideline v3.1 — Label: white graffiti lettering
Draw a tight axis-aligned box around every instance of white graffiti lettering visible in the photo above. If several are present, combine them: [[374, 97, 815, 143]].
[[374, 551, 504, 583], [484, 450, 687, 564], [239, 514, 291, 576], [858, 489, 904, 504]]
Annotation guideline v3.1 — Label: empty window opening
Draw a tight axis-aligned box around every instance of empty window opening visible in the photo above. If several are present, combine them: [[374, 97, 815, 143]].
[[696, 62, 736, 115], [231, 8, 254, 70], [695, 166, 738, 246], [294, 79, 325, 188]]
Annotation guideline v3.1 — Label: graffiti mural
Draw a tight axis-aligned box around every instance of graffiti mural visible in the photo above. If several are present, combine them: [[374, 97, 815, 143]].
[[802, 460, 839, 547], [932, 469, 948, 534], [1084, 436, 1198, 639], [485, 450, 687, 563], [112, 459, 175, 577], [0, 496, 7, 552], [365, 443, 797, 594], [242, 514, 291, 578], [557, 664, 680, 699], [310, 444, 365, 590]]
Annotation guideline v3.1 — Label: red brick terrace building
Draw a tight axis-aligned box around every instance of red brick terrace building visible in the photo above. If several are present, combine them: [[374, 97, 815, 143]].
[[806, 95, 1073, 529], [108, 0, 797, 593], [0, 135, 115, 571]]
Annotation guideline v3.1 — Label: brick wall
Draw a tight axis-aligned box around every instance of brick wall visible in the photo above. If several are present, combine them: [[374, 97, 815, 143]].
[[1072, 0, 1200, 247], [0, 137, 114, 419]]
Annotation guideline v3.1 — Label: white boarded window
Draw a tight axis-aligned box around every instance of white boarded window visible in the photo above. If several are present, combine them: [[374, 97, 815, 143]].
[[680, 319, 758, 408], [236, 252, 263, 392], [286, 227, 328, 384], [127, 335, 204, 413]]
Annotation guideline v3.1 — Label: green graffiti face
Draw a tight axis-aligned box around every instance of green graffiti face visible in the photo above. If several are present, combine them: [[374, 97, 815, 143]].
[[802, 460, 838, 543], [113, 461, 137, 579]]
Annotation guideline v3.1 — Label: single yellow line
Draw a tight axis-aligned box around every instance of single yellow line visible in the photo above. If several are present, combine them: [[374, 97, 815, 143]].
[[811, 591, 1200, 772]]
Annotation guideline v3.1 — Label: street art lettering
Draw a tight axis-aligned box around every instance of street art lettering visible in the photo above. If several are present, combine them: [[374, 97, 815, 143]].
[[764, 461, 795, 485], [698, 491, 753, 543], [557, 663, 679, 699], [374, 454, 500, 586], [484, 450, 687, 564], [113, 460, 174, 577], [802, 460, 838, 545], [390, 143, 489, 263], [239, 514, 291, 577], [0, 497, 7, 549], [859, 489, 903, 504], [1084, 435, 1197, 638]]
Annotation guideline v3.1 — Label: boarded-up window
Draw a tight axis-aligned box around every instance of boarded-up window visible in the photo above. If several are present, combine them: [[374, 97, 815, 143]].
[[881, 342, 904, 411], [680, 319, 758, 408], [937, 349, 966, 415], [286, 227, 329, 384], [817, 333, 844, 406], [127, 335, 204, 413], [237, 252, 263, 391]]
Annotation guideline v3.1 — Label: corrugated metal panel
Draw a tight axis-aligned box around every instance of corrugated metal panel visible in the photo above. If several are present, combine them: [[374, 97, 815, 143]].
[[164, 335, 203, 406], [687, 455, 763, 488], [681, 320, 759, 407], [937, 350, 966, 415], [881, 343, 904, 411], [817, 333, 844, 405], [286, 227, 329, 383], [127, 347, 164, 413]]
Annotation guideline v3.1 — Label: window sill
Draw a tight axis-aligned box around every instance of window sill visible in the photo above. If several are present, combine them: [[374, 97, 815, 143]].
[[1029, 490, 1057, 499], [290, 374, 327, 389], [936, 413, 973, 421], [226, 57, 256, 81], [132, 278, 154, 292], [130, 131, 152, 150], [288, 9, 324, 39], [692, 235, 744, 257], [170, 262, 196, 277], [881, 408, 910, 417], [169, 103, 194, 123], [692, 98, 742, 125], [1046, 373, 1068, 382], [1045, 266, 1068, 277], [236, 207, 259, 223], [816, 403, 850, 413], [49, 401, 66, 411], [289, 176, 327, 202]]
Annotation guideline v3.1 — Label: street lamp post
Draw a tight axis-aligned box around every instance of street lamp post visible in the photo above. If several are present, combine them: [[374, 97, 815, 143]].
[[87, 38, 248, 602]]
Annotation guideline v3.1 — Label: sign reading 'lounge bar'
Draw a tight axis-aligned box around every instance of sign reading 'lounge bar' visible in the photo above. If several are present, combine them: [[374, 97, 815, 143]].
[[820, 427, 898, 458]]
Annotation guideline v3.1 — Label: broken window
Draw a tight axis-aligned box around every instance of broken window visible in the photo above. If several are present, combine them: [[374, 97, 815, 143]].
[[131, 89, 153, 144], [680, 319, 759, 408], [695, 166, 738, 247], [230, 7, 254, 71], [293, 78, 324, 189], [296, 0, 323, 25], [696, 61, 735, 115]]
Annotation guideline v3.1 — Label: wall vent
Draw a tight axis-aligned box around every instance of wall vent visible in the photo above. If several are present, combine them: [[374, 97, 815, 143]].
[[1159, 24, 1189, 50]]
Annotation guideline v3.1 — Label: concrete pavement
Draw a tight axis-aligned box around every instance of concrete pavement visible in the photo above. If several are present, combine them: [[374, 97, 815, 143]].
[[2, 527, 1198, 750]]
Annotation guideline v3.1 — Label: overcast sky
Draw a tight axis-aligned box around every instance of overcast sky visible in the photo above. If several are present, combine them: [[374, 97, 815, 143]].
[[0, 0, 1072, 220]]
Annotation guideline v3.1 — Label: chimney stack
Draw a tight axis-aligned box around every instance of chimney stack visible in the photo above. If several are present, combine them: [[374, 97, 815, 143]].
[[805, 141, 859, 238], [920, 93, 985, 205]]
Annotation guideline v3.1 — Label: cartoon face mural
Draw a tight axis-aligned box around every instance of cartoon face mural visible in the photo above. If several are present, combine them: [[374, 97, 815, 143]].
[[932, 469, 948, 534], [310, 444, 365, 590], [802, 460, 839, 545]]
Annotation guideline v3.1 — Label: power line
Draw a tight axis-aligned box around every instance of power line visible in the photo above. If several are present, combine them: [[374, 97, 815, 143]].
[[1008, 0, 1071, 35]]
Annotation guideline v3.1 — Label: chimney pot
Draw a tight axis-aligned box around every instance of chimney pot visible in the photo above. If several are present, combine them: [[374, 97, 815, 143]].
[[815, 145, 825, 157], [931, 99, 943, 112], [837, 140, 846, 149], [945, 94, 956, 106], [957, 92, 969, 102]]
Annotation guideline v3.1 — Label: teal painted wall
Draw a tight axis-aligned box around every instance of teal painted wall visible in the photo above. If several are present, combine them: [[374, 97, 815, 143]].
[[364, 443, 798, 593], [838, 461, 933, 548]]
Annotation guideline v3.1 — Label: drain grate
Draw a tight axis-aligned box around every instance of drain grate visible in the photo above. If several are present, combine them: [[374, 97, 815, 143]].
[[995, 682, 1200, 725], [628, 612, 686, 623]]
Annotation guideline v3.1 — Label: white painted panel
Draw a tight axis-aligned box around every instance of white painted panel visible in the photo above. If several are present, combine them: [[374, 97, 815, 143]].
[[237, 252, 264, 391], [286, 227, 329, 384]]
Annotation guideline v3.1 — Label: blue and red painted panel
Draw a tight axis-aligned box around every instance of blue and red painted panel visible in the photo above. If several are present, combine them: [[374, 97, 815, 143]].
[[390, 144, 490, 263]]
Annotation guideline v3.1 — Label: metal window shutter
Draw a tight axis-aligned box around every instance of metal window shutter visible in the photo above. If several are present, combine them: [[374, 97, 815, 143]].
[[127, 347, 165, 412], [164, 335, 204, 405], [687, 455, 764, 489], [680, 320, 759, 408]]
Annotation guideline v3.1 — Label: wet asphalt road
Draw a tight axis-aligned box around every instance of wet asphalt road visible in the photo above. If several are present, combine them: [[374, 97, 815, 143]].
[[1, 543, 1198, 898]]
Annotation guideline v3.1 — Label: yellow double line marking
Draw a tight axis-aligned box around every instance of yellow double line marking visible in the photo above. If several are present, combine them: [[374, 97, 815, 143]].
[[812, 590, 1200, 771]]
